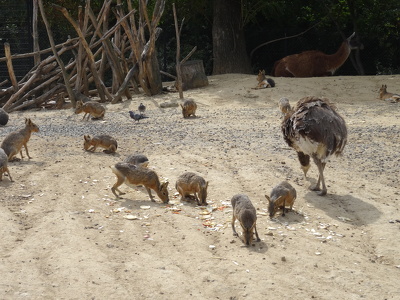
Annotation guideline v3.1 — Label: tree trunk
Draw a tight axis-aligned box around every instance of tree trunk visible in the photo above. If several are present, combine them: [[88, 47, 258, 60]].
[[212, 0, 252, 75]]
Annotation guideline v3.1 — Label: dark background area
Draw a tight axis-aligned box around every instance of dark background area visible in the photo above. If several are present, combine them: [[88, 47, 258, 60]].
[[0, 0, 399, 83]]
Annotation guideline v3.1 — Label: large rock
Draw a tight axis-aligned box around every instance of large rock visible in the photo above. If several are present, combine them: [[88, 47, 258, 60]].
[[0, 108, 9, 126]]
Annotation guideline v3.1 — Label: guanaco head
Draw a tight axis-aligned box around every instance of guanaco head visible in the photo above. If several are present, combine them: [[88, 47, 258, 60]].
[[83, 135, 92, 150], [346, 32, 363, 50], [158, 181, 170, 203], [25, 118, 39, 133]]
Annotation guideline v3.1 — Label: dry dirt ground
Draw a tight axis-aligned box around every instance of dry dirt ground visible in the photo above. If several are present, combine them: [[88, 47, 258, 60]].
[[1, 74, 400, 300]]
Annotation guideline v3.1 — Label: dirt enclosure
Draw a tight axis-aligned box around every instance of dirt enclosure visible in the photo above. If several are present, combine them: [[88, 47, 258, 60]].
[[1, 74, 400, 299]]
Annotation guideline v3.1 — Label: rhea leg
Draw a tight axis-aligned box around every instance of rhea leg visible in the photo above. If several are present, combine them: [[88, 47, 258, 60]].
[[311, 158, 327, 196]]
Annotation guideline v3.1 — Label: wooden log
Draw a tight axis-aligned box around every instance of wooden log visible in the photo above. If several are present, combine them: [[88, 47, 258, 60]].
[[111, 62, 138, 104], [179, 60, 208, 91], [10, 84, 66, 112], [89, 5, 131, 100]]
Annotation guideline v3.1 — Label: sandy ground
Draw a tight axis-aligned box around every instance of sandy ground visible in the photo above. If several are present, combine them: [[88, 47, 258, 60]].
[[0, 74, 400, 300]]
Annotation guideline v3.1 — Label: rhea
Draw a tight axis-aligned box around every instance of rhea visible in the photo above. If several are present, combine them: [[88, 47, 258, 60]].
[[281, 96, 347, 196]]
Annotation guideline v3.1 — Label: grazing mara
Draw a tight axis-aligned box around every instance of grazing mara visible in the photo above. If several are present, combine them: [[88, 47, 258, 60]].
[[0, 118, 39, 161], [75, 100, 105, 120], [265, 181, 297, 218], [282, 97, 347, 196], [180, 99, 197, 118], [110, 162, 169, 203], [379, 85, 400, 102], [254, 70, 275, 89], [272, 32, 361, 77], [83, 135, 117, 154], [231, 194, 261, 246], [0, 148, 13, 181], [175, 172, 209, 206]]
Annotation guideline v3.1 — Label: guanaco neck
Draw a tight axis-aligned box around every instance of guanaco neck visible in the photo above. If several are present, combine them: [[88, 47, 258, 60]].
[[326, 41, 351, 74]]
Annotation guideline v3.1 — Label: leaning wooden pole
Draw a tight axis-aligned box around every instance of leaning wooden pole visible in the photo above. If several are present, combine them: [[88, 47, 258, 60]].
[[173, 3, 183, 99], [32, 0, 41, 66], [4, 43, 18, 92], [53, 3, 112, 103], [37, 0, 75, 107]]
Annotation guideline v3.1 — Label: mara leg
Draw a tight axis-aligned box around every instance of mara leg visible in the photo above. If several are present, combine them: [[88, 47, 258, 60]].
[[111, 175, 126, 198], [8, 150, 20, 162], [281, 199, 286, 217], [194, 192, 200, 205], [23, 143, 32, 159], [254, 225, 261, 242], [5, 167, 13, 181], [145, 187, 155, 202], [231, 215, 238, 236]]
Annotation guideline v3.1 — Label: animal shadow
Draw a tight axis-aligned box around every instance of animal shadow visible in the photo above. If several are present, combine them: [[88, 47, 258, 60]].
[[272, 210, 306, 224], [119, 198, 163, 209], [304, 192, 381, 226]]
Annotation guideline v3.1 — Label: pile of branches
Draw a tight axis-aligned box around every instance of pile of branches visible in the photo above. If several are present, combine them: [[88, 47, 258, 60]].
[[0, 0, 165, 112]]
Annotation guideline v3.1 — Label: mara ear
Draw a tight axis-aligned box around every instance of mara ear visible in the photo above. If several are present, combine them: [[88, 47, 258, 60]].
[[84, 135, 90, 141], [180, 104, 184, 109], [163, 181, 169, 188], [262, 70, 265, 75], [264, 195, 271, 202]]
